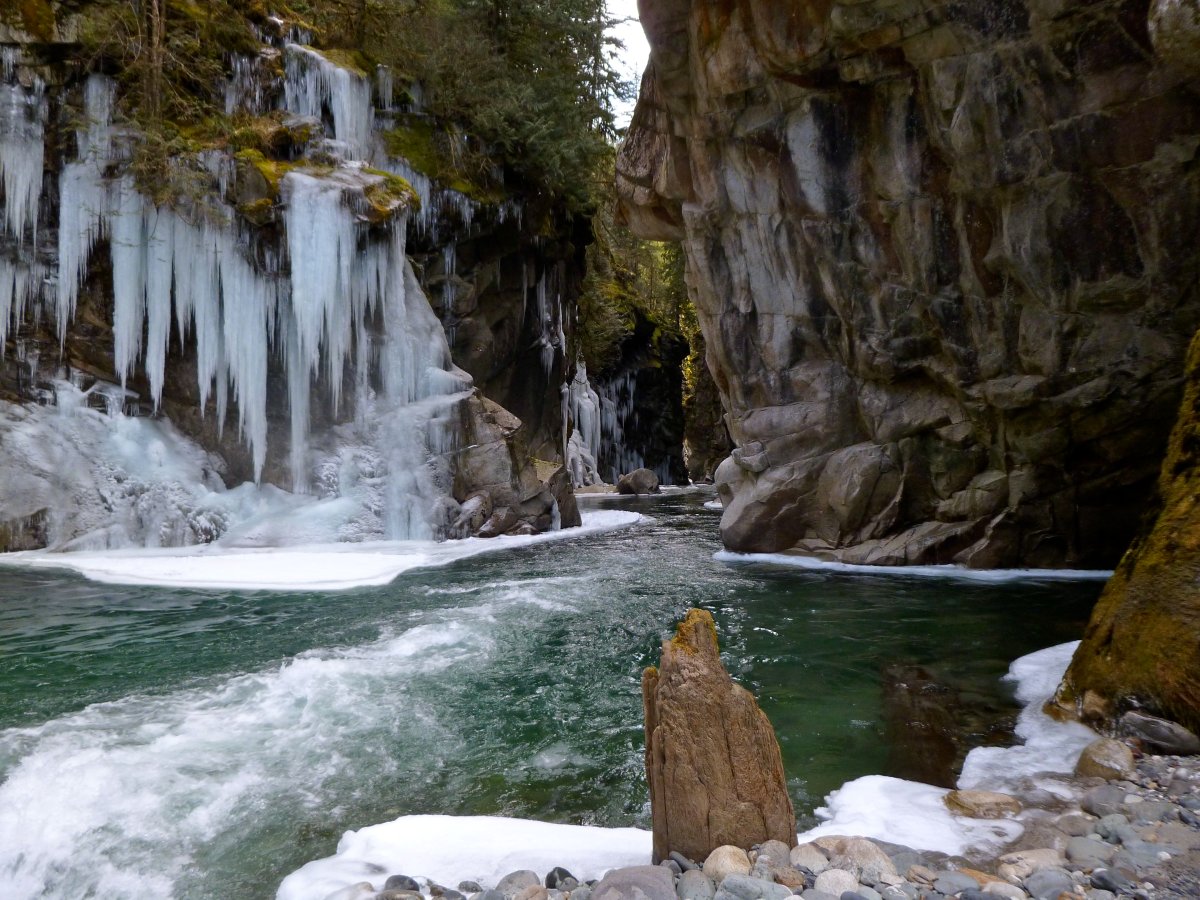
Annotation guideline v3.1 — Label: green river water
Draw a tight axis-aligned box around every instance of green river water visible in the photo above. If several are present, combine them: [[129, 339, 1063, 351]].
[[0, 492, 1101, 899]]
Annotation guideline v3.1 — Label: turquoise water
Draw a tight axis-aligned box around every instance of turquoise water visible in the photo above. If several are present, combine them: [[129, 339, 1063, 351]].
[[0, 492, 1100, 899]]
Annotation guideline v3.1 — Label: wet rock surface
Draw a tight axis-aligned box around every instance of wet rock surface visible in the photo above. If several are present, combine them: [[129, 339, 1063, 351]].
[[618, 0, 1200, 568]]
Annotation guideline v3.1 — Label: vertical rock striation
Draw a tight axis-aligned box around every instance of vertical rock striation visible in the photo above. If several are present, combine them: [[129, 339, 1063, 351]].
[[618, 0, 1200, 567], [642, 609, 796, 864]]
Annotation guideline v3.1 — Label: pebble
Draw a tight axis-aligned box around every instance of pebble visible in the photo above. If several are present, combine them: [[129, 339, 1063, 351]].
[[790, 844, 829, 875], [496, 872, 541, 899], [932, 871, 979, 895], [678, 868, 715, 900], [703, 847, 753, 885], [386, 876, 422, 892], [813, 869, 858, 897], [1023, 867, 1074, 900]]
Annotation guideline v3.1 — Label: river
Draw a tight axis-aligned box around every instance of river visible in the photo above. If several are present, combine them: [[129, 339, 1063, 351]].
[[0, 491, 1102, 899]]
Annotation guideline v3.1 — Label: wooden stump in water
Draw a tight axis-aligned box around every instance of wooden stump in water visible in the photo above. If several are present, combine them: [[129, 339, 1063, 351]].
[[642, 608, 796, 863]]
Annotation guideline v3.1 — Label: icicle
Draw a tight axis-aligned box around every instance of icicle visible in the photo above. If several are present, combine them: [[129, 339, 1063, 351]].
[[56, 75, 115, 341], [0, 75, 45, 242], [109, 177, 148, 387], [283, 44, 374, 160]]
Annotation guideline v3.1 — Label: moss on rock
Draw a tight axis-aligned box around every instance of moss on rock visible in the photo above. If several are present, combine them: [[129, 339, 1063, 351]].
[[1053, 329, 1200, 734]]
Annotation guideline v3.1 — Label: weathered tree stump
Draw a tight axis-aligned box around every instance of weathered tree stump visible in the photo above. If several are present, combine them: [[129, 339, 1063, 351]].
[[642, 608, 796, 863]]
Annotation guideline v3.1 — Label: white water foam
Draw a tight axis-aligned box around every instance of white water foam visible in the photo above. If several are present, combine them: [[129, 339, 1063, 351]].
[[0, 510, 645, 590], [277, 816, 652, 900], [0, 621, 490, 900], [798, 775, 1023, 856], [715, 551, 1113, 583], [799, 641, 1096, 857]]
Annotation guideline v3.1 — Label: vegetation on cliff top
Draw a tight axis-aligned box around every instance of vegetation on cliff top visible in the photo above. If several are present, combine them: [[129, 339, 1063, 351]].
[[59, 0, 628, 213]]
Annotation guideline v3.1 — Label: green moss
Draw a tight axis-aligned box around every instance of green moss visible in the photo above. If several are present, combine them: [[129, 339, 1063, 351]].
[[382, 121, 504, 204], [363, 167, 419, 221], [302, 45, 373, 77], [383, 121, 441, 177], [234, 149, 302, 197], [238, 197, 275, 226], [18, 0, 56, 41]]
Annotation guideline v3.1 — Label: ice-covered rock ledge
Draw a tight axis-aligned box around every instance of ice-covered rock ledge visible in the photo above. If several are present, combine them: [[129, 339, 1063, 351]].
[[279, 642, 1200, 900]]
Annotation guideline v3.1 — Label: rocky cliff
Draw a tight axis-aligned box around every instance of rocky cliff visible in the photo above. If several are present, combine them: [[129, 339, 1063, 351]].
[[0, 5, 584, 550], [618, 0, 1200, 567], [1052, 327, 1200, 733]]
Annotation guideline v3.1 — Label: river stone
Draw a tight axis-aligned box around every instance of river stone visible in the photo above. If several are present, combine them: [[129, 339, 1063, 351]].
[[790, 843, 829, 874], [593, 867, 676, 900], [702, 847, 753, 884], [474, 891, 506, 900], [460, 883, 485, 894], [933, 871, 981, 895], [813, 870, 858, 897], [713, 874, 792, 900], [769, 865, 808, 889], [377, 891, 422, 900], [571, 887, 592, 900], [1023, 868, 1074, 900], [513, 886, 548, 900], [385, 876, 422, 892], [944, 790, 1022, 819], [678, 869, 716, 900], [979, 888, 1027, 900], [980, 883, 1025, 899], [1066, 836, 1115, 869], [670, 852, 699, 872], [800, 892, 840, 900], [1075, 739, 1135, 781], [828, 840, 896, 885], [617, 468, 660, 495], [879, 888, 916, 900], [996, 849, 1064, 882], [1119, 711, 1200, 755], [1056, 813, 1097, 837], [497, 872, 542, 898], [546, 868, 577, 889], [755, 840, 793, 868], [1090, 867, 1134, 892], [1082, 786, 1128, 819], [1128, 799, 1175, 823], [644, 611, 796, 862]]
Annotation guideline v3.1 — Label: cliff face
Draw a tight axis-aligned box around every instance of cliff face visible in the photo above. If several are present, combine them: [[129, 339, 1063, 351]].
[[619, 0, 1200, 566]]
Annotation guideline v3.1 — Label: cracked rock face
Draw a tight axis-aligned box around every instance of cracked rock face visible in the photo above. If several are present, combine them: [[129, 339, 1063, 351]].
[[618, 0, 1200, 567]]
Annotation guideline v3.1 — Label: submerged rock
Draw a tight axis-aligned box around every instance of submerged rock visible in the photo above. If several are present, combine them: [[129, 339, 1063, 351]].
[[643, 609, 796, 864], [617, 467, 661, 495]]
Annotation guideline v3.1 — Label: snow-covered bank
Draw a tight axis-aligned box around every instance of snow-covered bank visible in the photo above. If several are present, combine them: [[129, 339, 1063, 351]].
[[0, 510, 646, 591], [716, 551, 1113, 583], [800, 642, 1093, 855], [277, 816, 652, 900], [277, 642, 1098, 899]]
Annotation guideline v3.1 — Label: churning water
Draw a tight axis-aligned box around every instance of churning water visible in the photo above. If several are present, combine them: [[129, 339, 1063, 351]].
[[0, 492, 1101, 898]]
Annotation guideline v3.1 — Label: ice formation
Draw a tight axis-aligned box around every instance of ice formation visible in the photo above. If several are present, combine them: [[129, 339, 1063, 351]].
[[0, 41, 492, 549], [284, 44, 375, 160], [597, 371, 672, 484], [0, 49, 47, 347], [564, 365, 602, 487]]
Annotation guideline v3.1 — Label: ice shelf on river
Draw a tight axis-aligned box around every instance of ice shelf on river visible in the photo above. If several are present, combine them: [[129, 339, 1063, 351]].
[[715, 551, 1114, 582], [0, 509, 647, 590], [277, 641, 1098, 900]]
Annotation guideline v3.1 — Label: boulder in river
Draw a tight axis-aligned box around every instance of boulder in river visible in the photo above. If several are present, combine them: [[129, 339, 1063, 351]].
[[616, 468, 660, 495], [642, 609, 796, 864]]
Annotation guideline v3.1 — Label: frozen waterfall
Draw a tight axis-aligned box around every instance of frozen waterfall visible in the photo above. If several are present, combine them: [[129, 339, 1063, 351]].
[[1, 45, 480, 549]]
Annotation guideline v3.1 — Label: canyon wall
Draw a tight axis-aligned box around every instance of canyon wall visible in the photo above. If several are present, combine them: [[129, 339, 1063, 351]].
[[618, 0, 1200, 567]]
